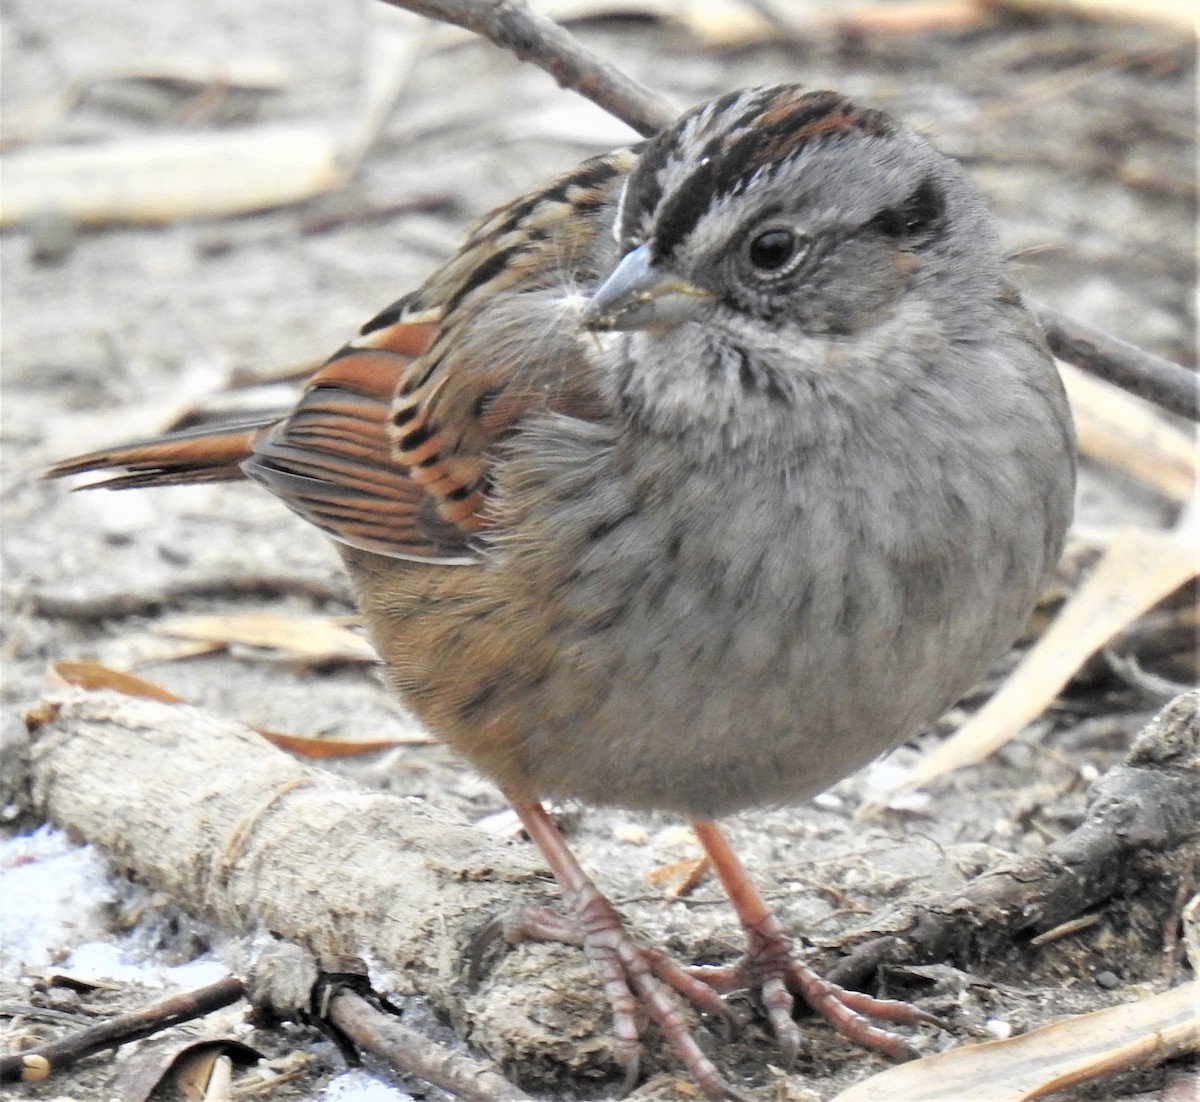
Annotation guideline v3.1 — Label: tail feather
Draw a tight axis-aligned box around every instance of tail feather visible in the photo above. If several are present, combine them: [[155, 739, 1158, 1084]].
[[45, 419, 271, 490]]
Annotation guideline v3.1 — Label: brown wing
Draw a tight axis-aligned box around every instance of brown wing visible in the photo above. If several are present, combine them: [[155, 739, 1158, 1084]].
[[45, 419, 269, 488], [241, 326, 480, 562], [48, 147, 638, 564], [241, 146, 638, 564]]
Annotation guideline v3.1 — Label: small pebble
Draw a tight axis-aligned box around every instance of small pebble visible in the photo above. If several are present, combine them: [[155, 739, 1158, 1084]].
[[613, 823, 647, 845], [473, 807, 521, 836], [984, 1017, 1013, 1039], [33, 986, 80, 1013], [25, 208, 78, 265], [654, 825, 697, 848], [1095, 970, 1121, 989], [885, 790, 933, 812]]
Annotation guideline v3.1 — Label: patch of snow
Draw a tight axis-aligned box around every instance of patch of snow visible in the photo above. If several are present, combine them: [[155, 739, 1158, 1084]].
[[320, 1068, 414, 1101], [0, 826, 118, 973]]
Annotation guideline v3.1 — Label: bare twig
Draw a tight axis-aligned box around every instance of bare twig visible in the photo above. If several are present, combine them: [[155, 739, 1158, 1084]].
[[0, 978, 246, 1086], [245, 943, 532, 1101], [381, 0, 1197, 422], [329, 991, 533, 1101], [824, 692, 1200, 989], [381, 0, 673, 136], [28, 573, 353, 622], [1027, 300, 1198, 422]]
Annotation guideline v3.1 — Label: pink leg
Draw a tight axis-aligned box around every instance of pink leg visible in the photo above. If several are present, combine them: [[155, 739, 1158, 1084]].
[[689, 820, 935, 1063], [484, 799, 744, 1100]]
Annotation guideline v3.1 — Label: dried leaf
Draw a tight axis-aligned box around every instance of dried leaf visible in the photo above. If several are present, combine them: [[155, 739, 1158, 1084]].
[[85, 57, 292, 91], [998, 0, 1198, 30], [829, 982, 1200, 1101], [256, 728, 436, 759], [38, 971, 119, 993], [153, 613, 376, 663], [532, 0, 1194, 42], [100, 632, 227, 670], [1, 58, 292, 151], [1063, 361, 1197, 503], [875, 524, 1198, 800], [50, 659, 182, 703], [179, 1048, 231, 1101], [645, 855, 712, 898], [1, 125, 345, 227], [114, 1036, 260, 1102], [821, 0, 995, 36], [526, 0, 994, 46], [49, 657, 419, 757]]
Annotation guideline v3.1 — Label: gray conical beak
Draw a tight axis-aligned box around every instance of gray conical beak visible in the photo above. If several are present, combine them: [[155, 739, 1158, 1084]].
[[581, 244, 716, 332]]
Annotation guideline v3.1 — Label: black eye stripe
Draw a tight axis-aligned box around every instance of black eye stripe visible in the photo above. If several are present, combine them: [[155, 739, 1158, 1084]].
[[621, 86, 899, 260], [650, 155, 720, 262], [868, 178, 944, 239]]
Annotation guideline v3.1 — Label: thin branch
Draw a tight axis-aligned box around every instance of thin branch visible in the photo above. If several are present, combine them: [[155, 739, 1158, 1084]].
[[823, 691, 1200, 989], [1027, 299, 1198, 422], [329, 991, 533, 1101], [246, 944, 533, 1101], [381, 0, 1197, 422], [0, 978, 246, 1085], [27, 573, 353, 622], [380, 0, 674, 136]]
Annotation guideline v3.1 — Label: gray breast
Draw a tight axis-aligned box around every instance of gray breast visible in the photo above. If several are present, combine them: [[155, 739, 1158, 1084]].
[[496, 437, 1060, 814], [491, 317, 1073, 816]]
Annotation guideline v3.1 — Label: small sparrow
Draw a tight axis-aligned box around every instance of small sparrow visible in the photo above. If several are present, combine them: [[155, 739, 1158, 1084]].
[[50, 85, 1076, 1098]]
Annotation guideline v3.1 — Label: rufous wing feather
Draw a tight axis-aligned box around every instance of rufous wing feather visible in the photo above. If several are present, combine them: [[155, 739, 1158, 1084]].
[[44, 420, 271, 489], [48, 149, 636, 566], [242, 323, 485, 565]]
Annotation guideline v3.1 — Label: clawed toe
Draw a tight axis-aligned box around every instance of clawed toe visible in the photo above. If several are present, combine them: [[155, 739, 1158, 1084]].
[[473, 894, 931, 1093], [483, 805, 935, 1098], [474, 896, 740, 1099], [467, 905, 576, 989], [688, 921, 933, 1065], [778, 954, 929, 1062], [688, 820, 933, 1066], [478, 801, 745, 1099]]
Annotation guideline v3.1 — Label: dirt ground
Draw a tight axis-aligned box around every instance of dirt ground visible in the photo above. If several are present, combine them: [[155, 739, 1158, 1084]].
[[1, 1, 1196, 1100]]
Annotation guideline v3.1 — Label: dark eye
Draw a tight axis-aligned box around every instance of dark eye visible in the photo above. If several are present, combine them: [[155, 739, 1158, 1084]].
[[747, 228, 801, 272]]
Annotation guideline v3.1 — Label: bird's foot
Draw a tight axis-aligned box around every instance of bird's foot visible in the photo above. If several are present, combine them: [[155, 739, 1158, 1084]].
[[684, 819, 936, 1066], [474, 893, 745, 1100], [688, 917, 936, 1064]]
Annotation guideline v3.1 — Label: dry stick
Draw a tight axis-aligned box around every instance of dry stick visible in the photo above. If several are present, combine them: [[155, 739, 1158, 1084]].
[[1028, 300, 1198, 422], [823, 692, 1200, 990], [28, 573, 354, 622], [0, 977, 246, 1086], [26, 691, 574, 1088], [246, 943, 532, 1101], [328, 991, 533, 1102], [381, 0, 674, 137], [25, 692, 549, 948], [1, 943, 526, 1099], [379, 0, 1198, 423]]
